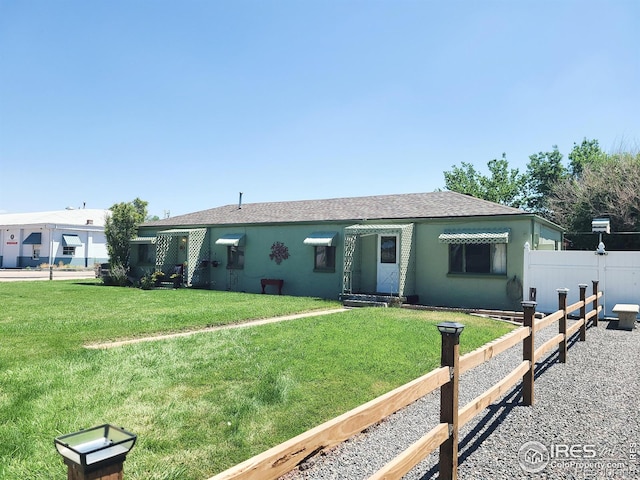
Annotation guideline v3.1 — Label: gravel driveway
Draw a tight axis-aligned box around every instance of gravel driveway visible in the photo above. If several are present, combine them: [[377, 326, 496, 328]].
[[282, 318, 639, 480]]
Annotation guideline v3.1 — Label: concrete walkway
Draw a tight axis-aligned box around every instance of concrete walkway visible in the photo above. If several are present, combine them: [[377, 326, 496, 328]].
[[85, 308, 349, 349]]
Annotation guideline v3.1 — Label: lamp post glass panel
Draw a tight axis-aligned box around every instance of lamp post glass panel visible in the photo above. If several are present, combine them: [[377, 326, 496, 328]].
[[54, 424, 136, 477], [436, 321, 465, 336]]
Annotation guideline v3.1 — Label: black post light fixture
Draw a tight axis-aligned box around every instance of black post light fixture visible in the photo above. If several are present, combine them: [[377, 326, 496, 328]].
[[54, 424, 136, 480], [436, 321, 465, 336], [436, 321, 465, 480]]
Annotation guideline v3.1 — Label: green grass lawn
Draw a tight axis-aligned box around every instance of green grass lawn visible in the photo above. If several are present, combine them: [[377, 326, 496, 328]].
[[0, 280, 514, 480]]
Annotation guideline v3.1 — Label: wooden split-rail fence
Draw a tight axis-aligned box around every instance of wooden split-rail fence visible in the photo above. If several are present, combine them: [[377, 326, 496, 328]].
[[208, 281, 603, 480]]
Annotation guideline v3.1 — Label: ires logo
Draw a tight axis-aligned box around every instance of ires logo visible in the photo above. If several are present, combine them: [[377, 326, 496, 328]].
[[518, 441, 550, 473], [518, 441, 597, 473], [550, 444, 597, 458]]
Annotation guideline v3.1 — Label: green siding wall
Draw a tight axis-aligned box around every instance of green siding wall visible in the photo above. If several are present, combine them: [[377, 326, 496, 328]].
[[208, 224, 344, 299]]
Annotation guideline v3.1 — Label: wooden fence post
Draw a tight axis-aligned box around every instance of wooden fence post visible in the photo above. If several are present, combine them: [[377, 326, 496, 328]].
[[437, 323, 464, 480], [592, 280, 599, 327], [579, 284, 587, 341], [521, 301, 536, 406], [557, 288, 569, 363]]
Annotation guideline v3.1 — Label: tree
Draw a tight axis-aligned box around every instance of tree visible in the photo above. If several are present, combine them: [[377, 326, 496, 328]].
[[549, 150, 640, 249], [568, 138, 608, 177], [442, 139, 640, 250], [104, 198, 149, 269], [523, 146, 567, 217], [443, 154, 527, 208]]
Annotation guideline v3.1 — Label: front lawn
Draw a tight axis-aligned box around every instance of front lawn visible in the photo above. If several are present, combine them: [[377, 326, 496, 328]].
[[0, 281, 514, 479]]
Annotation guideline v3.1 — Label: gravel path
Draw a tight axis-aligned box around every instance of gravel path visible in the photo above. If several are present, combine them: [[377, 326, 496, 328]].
[[282, 318, 640, 480]]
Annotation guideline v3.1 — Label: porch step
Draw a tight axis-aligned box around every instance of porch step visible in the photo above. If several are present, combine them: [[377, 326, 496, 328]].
[[341, 294, 407, 308], [343, 299, 390, 308]]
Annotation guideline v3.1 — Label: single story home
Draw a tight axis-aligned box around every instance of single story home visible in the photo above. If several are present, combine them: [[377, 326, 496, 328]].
[[131, 191, 563, 310], [0, 209, 110, 268]]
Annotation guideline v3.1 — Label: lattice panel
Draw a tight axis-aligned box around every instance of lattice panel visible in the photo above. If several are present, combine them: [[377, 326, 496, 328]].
[[155, 235, 176, 272], [398, 223, 414, 296], [186, 228, 207, 286], [342, 234, 358, 294]]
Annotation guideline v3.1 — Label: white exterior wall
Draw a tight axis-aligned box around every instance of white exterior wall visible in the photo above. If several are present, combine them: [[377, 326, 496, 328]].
[[0, 209, 110, 268], [523, 244, 640, 317], [0, 226, 108, 268]]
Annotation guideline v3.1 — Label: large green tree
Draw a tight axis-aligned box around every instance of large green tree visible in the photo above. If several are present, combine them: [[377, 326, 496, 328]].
[[104, 198, 149, 269], [443, 139, 608, 223], [443, 154, 527, 208], [568, 138, 608, 177], [549, 150, 640, 249], [523, 146, 567, 216]]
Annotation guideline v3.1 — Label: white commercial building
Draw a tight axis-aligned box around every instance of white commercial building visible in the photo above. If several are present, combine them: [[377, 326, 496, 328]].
[[0, 209, 110, 268]]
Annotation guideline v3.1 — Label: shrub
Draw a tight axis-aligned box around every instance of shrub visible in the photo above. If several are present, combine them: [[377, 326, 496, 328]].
[[104, 263, 130, 287], [139, 274, 154, 290]]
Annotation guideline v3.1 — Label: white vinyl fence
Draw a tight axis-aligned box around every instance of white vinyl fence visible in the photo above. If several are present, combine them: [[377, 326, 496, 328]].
[[522, 243, 640, 317]]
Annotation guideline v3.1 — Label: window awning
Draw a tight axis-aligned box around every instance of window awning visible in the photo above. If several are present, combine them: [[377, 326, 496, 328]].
[[130, 236, 157, 244], [303, 231, 339, 247], [438, 229, 510, 244], [62, 234, 83, 247], [215, 233, 246, 247], [23, 232, 42, 245], [157, 229, 194, 236]]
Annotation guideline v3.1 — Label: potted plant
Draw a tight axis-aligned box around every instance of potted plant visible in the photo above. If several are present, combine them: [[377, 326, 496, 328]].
[[151, 271, 165, 286], [170, 272, 182, 288]]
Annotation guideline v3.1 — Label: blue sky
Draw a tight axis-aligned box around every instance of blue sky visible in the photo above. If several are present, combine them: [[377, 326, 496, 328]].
[[1, 1, 638, 218]]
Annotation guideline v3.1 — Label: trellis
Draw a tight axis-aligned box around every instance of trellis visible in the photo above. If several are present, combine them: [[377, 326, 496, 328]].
[[155, 228, 207, 286], [342, 223, 415, 297]]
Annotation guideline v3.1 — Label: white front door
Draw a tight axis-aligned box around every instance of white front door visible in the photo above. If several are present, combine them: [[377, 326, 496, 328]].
[[377, 235, 399, 294], [3, 229, 20, 268]]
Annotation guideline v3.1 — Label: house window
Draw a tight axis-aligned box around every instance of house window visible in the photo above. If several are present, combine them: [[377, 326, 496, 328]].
[[63, 246, 76, 256], [449, 243, 506, 274], [138, 244, 155, 265], [314, 246, 336, 272], [303, 231, 338, 272], [227, 246, 245, 269], [32, 246, 40, 260]]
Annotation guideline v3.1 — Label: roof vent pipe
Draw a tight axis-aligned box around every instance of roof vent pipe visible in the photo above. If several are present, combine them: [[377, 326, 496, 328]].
[[238, 192, 243, 210]]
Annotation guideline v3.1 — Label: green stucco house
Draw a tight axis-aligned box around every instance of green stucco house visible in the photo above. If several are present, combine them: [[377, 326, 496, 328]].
[[130, 191, 562, 310]]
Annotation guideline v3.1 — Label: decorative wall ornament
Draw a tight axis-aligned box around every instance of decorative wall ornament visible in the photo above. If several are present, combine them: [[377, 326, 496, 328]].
[[269, 241, 290, 264]]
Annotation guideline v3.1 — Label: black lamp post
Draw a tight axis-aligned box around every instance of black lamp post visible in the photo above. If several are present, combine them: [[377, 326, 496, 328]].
[[436, 321, 464, 480], [54, 424, 136, 480]]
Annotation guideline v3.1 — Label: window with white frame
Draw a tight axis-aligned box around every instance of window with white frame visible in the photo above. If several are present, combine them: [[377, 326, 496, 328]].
[[63, 246, 76, 256]]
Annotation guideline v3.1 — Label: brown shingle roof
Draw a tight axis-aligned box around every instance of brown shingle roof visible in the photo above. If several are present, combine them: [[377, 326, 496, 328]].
[[144, 191, 526, 228]]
